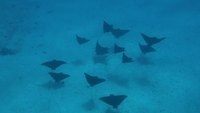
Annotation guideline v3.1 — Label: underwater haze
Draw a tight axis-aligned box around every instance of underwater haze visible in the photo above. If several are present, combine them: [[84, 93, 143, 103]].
[[0, 0, 200, 113]]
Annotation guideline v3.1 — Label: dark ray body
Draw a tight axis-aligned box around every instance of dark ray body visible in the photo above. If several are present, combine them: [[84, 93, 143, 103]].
[[49, 72, 70, 83], [96, 42, 109, 55], [103, 21, 129, 38], [103, 21, 113, 33], [99, 94, 127, 109], [139, 44, 156, 54], [141, 33, 165, 46], [122, 53, 133, 63], [76, 35, 89, 44], [114, 44, 125, 53], [84, 72, 106, 87], [41, 59, 66, 70], [111, 28, 129, 38]]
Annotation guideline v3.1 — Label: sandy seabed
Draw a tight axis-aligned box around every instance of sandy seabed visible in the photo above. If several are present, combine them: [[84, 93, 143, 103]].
[[0, 0, 200, 113]]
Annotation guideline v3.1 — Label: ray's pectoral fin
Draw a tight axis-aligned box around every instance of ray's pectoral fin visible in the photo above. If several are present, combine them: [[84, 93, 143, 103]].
[[99, 94, 127, 109], [114, 44, 125, 53], [103, 21, 113, 33], [41, 59, 66, 70], [139, 43, 156, 54], [84, 72, 106, 87], [141, 33, 166, 46], [95, 41, 109, 55], [49, 72, 70, 83], [111, 28, 129, 38], [122, 53, 133, 63], [76, 35, 90, 45]]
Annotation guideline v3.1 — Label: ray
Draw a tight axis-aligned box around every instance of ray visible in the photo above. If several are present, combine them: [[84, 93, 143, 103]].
[[122, 53, 133, 63], [84, 72, 106, 87], [103, 21, 113, 33], [76, 35, 89, 44], [139, 44, 156, 54], [99, 94, 127, 109], [48, 72, 70, 83], [114, 44, 125, 53], [111, 28, 129, 38], [141, 33, 166, 46], [41, 59, 66, 70], [96, 41, 109, 55]]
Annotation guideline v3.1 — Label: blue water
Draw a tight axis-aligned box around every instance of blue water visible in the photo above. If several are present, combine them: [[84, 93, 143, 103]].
[[0, 0, 200, 113]]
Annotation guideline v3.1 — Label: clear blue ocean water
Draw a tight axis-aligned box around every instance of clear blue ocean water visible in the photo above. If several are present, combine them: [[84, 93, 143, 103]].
[[0, 0, 200, 113]]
